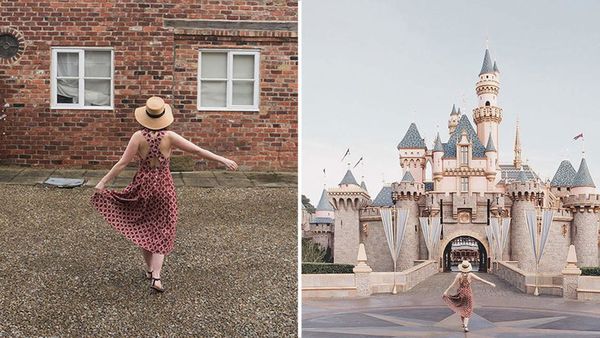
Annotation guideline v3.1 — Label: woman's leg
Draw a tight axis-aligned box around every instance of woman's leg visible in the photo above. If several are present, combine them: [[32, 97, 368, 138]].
[[464, 317, 470, 328], [140, 248, 153, 272], [150, 253, 165, 288], [460, 316, 465, 327]]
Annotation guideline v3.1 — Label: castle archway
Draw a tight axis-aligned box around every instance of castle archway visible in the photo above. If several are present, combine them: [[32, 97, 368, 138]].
[[442, 235, 488, 273]]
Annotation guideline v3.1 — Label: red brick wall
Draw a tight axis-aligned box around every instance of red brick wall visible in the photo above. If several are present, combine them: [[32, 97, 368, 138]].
[[0, 1, 297, 171]]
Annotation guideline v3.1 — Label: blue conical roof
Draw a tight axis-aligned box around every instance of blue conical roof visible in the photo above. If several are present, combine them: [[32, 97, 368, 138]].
[[493, 61, 499, 73], [316, 189, 334, 211], [360, 180, 368, 192], [339, 169, 359, 186], [485, 132, 496, 152], [401, 171, 415, 183], [573, 158, 596, 188], [550, 160, 576, 187], [433, 132, 444, 152], [479, 49, 494, 75], [372, 185, 393, 207], [397, 123, 426, 149], [443, 115, 486, 158]]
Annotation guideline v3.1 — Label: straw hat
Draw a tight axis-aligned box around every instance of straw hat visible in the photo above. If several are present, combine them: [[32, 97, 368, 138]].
[[458, 260, 472, 273], [134, 96, 174, 130]]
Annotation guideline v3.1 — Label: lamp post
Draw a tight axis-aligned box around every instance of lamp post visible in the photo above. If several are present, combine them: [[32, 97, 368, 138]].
[[391, 190, 398, 294]]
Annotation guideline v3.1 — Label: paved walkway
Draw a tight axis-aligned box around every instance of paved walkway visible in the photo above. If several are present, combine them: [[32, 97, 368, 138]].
[[0, 166, 296, 188], [303, 273, 600, 337]]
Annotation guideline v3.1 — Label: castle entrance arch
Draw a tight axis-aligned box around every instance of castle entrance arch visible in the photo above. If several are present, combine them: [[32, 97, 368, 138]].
[[442, 236, 487, 272]]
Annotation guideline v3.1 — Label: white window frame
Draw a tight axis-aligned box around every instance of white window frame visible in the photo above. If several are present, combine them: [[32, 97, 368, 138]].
[[460, 146, 469, 165], [460, 177, 469, 192], [50, 47, 114, 110], [197, 49, 260, 112]]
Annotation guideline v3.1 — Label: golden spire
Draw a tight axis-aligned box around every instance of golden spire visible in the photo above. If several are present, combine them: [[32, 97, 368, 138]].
[[514, 119, 522, 169]]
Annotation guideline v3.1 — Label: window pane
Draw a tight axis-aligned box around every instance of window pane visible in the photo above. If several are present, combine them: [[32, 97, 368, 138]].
[[57, 53, 79, 77], [57, 79, 79, 104], [232, 81, 254, 105], [84, 79, 111, 106], [85, 51, 111, 77], [201, 53, 227, 79], [200, 81, 226, 107], [233, 54, 254, 79]]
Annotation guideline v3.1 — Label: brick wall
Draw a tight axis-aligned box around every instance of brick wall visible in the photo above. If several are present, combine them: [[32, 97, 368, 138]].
[[0, 1, 297, 170]]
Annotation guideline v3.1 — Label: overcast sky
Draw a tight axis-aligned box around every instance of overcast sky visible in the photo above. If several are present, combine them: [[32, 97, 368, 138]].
[[301, 0, 600, 204]]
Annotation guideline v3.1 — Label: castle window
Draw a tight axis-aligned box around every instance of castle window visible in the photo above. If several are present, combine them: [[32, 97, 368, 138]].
[[485, 101, 490, 106], [198, 50, 260, 111], [460, 146, 468, 165], [51, 47, 114, 109], [460, 177, 469, 192]]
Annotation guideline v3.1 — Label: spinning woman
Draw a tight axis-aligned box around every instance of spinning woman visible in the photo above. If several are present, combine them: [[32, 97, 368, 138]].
[[91, 96, 238, 292], [442, 260, 496, 332]]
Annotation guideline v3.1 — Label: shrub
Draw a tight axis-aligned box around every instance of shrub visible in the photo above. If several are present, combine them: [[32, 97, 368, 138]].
[[301, 238, 326, 263], [302, 262, 354, 274], [581, 267, 600, 276]]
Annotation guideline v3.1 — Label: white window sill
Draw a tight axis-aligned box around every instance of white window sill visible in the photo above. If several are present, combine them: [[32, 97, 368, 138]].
[[51, 105, 114, 110], [197, 106, 260, 112]]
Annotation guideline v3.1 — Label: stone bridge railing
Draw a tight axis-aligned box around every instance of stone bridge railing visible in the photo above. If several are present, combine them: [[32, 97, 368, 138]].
[[302, 259, 438, 298]]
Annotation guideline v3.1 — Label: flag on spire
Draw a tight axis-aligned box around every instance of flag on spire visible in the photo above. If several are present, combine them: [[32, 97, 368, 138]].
[[341, 148, 350, 162], [353, 157, 363, 168], [574, 133, 584, 140]]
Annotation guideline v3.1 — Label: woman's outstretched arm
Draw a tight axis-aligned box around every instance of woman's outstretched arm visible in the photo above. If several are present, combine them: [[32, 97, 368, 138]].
[[443, 274, 460, 295], [95, 132, 141, 191], [470, 273, 496, 287], [168, 131, 238, 170]]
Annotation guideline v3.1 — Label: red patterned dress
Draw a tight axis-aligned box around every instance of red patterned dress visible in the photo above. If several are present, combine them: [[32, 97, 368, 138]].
[[442, 273, 474, 318], [91, 128, 178, 255]]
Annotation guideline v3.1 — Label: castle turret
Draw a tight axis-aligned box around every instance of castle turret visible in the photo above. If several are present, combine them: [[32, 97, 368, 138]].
[[484, 131, 497, 187], [391, 171, 424, 269], [397, 123, 427, 183], [309, 189, 335, 250], [507, 171, 543, 272], [473, 49, 502, 153], [563, 157, 599, 267], [432, 132, 444, 182], [329, 169, 370, 265], [448, 104, 460, 135], [550, 160, 576, 198]]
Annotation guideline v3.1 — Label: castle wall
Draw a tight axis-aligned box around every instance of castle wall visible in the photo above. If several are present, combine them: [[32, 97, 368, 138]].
[[362, 221, 394, 272], [538, 220, 570, 274], [312, 233, 332, 252]]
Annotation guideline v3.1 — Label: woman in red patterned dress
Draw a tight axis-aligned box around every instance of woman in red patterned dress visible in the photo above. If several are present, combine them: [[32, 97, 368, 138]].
[[91, 96, 238, 292], [442, 260, 496, 332]]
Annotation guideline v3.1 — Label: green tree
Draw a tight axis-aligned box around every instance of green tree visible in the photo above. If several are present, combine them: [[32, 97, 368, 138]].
[[301, 238, 326, 263], [302, 194, 316, 213]]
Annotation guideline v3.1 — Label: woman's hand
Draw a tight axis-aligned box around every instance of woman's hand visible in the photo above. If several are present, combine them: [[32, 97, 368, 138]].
[[443, 290, 448, 296], [490, 282, 496, 288], [94, 180, 106, 192], [221, 158, 238, 171]]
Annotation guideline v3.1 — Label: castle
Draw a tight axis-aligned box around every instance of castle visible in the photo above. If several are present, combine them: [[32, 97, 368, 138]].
[[303, 48, 600, 275]]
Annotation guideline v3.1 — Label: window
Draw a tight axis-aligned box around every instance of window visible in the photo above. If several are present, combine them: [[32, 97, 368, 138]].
[[460, 177, 469, 192], [198, 50, 259, 111], [51, 48, 113, 109], [460, 146, 469, 165]]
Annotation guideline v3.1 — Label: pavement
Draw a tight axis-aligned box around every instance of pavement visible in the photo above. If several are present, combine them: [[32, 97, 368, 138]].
[[0, 170, 297, 336], [0, 166, 297, 188], [303, 273, 600, 337]]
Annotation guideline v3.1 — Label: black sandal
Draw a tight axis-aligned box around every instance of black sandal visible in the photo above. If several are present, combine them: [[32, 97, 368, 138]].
[[150, 277, 165, 292], [145, 270, 153, 280]]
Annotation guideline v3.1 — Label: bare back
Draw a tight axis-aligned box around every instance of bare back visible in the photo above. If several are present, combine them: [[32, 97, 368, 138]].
[[137, 130, 173, 168]]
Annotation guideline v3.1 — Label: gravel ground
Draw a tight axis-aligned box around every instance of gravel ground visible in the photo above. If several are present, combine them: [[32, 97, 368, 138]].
[[0, 185, 297, 337]]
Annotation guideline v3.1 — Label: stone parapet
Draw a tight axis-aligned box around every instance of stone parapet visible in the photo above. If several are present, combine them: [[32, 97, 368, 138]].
[[563, 194, 600, 212], [391, 181, 424, 201], [506, 181, 544, 201], [473, 105, 502, 124]]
